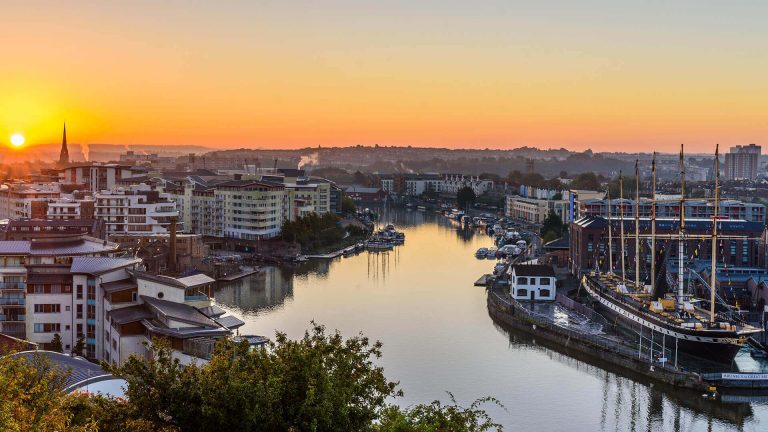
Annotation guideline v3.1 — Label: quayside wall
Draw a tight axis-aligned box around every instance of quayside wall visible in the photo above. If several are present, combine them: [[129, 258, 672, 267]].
[[486, 289, 707, 391]]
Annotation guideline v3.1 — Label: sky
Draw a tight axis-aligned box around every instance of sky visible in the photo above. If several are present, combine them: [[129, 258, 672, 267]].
[[1, 0, 768, 153]]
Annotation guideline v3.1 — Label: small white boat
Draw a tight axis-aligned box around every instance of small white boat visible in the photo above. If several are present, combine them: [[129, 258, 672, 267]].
[[486, 247, 498, 259], [475, 247, 489, 258]]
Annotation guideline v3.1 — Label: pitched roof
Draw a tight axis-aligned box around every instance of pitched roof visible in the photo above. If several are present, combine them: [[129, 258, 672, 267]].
[[141, 295, 217, 327], [132, 271, 214, 289], [101, 278, 138, 293], [214, 315, 245, 330], [511, 264, 556, 277], [108, 305, 153, 324], [71, 257, 141, 275], [0, 241, 31, 255]]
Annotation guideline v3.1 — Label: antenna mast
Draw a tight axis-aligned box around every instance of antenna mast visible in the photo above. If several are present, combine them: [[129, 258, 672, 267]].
[[620, 171, 626, 281], [710, 145, 719, 324], [677, 145, 686, 310], [607, 186, 613, 274], [650, 152, 657, 295], [635, 160, 640, 289]]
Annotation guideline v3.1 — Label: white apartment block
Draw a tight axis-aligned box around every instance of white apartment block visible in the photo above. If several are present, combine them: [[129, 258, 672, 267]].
[[166, 175, 335, 240], [0, 236, 119, 352], [0, 183, 61, 220], [59, 164, 147, 193], [441, 174, 494, 196], [95, 184, 179, 237]]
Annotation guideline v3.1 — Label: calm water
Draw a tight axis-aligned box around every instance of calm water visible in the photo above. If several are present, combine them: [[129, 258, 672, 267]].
[[215, 209, 768, 431]]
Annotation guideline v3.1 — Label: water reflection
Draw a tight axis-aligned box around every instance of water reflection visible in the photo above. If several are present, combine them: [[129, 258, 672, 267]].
[[213, 209, 768, 431], [214, 266, 294, 313], [492, 320, 756, 431]]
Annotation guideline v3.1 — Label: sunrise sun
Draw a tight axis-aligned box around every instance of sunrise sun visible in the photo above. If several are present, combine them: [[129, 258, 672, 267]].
[[10, 133, 25, 147]]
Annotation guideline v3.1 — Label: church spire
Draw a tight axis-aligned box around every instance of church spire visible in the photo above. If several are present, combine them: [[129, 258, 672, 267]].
[[58, 123, 69, 167]]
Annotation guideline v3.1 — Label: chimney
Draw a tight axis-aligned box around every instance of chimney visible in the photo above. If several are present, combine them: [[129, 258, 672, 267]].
[[168, 217, 177, 274]]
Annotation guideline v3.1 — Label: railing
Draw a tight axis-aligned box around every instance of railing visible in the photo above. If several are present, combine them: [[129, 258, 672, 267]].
[[0, 298, 25, 305], [0, 282, 26, 290], [185, 295, 209, 302]]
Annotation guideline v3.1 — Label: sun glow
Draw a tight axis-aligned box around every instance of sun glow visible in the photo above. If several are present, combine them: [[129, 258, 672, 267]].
[[10, 133, 25, 147]]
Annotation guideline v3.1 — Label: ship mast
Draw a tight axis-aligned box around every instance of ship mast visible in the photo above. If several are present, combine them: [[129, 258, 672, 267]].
[[651, 152, 656, 295], [634, 160, 640, 289], [620, 171, 626, 281], [607, 186, 613, 274], [678, 145, 686, 310], [710, 144, 719, 324]]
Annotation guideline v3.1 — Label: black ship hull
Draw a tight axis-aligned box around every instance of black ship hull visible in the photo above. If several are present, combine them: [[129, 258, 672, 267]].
[[593, 301, 742, 364], [583, 277, 745, 365]]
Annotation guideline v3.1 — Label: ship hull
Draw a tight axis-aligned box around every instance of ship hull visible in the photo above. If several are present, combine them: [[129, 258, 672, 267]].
[[594, 302, 742, 364], [583, 278, 744, 365]]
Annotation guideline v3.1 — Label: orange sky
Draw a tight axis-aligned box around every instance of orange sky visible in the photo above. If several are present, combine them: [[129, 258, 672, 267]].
[[2, 1, 768, 153]]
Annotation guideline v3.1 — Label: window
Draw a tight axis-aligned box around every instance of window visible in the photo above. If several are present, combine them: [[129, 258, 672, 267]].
[[76, 285, 83, 299], [65, 306, 70, 312], [33, 323, 61, 333], [65, 325, 70, 331], [516, 288, 528, 297], [34, 304, 61, 313], [157, 292, 164, 299], [76, 304, 83, 319], [540, 289, 551, 298], [540, 278, 551, 286], [517, 277, 528, 285]]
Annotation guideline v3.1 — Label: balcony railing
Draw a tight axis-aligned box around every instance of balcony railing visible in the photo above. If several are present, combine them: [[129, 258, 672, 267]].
[[0, 282, 26, 290], [0, 298, 25, 305]]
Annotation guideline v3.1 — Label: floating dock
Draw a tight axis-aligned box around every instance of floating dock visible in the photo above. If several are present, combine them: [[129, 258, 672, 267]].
[[218, 267, 259, 282]]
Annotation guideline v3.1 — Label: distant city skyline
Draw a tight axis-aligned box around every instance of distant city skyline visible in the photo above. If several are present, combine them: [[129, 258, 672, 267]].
[[3, 1, 768, 152]]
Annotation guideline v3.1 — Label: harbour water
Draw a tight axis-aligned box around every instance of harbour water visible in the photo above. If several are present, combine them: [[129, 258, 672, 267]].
[[215, 209, 768, 431]]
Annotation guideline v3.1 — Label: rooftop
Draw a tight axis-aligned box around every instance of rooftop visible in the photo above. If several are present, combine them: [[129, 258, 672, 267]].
[[70, 257, 141, 275], [511, 264, 556, 277]]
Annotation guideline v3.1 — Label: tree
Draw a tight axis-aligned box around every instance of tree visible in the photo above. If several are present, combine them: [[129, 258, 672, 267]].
[[376, 395, 503, 432], [0, 354, 94, 431], [105, 324, 402, 431], [341, 195, 357, 214], [50, 333, 64, 353], [540, 210, 565, 239], [457, 187, 477, 210], [73, 334, 86, 357], [569, 172, 602, 190]]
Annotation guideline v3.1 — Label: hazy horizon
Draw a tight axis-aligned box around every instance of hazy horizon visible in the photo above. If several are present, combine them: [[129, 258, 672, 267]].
[[3, 1, 768, 153]]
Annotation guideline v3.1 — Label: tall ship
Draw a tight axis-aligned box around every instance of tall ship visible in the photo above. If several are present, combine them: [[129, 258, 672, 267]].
[[581, 146, 762, 364]]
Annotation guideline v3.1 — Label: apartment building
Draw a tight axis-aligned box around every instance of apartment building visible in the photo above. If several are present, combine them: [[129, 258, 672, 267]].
[[3, 219, 105, 241], [59, 164, 147, 193], [441, 174, 494, 196], [0, 235, 119, 345], [505, 196, 569, 224], [577, 198, 766, 224], [724, 144, 761, 181], [17, 252, 244, 364], [95, 184, 179, 237], [0, 183, 61, 220], [46, 195, 95, 221]]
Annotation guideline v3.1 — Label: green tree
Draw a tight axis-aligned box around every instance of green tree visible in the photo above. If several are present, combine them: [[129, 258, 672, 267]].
[[569, 172, 602, 190], [540, 210, 565, 238], [105, 323, 402, 432], [341, 195, 357, 214], [457, 187, 477, 210], [0, 353, 94, 431], [73, 334, 86, 357], [376, 395, 503, 432], [50, 333, 64, 353]]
